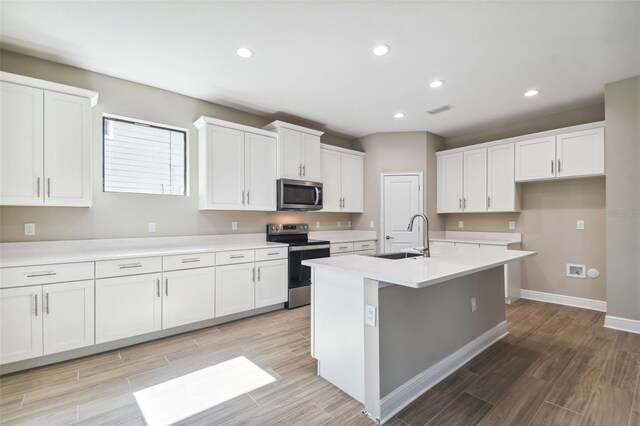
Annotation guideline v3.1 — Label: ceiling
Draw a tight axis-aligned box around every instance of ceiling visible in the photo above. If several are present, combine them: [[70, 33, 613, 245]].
[[1, 1, 638, 138]]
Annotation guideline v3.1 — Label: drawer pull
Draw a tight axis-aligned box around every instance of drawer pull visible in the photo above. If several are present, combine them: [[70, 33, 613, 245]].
[[230, 255, 245, 259], [267, 252, 280, 256], [118, 263, 142, 269], [34, 294, 38, 317], [339, 246, 349, 250], [45, 293, 50, 315], [26, 271, 57, 278], [361, 244, 370, 248], [181, 258, 201, 263]]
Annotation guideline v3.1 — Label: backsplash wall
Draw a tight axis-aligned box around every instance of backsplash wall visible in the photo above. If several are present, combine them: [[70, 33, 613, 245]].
[[0, 50, 355, 242]]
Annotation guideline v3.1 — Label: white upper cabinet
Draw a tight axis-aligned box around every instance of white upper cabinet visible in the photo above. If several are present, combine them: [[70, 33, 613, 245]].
[[487, 144, 519, 212], [195, 117, 277, 211], [463, 148, 487, 212], [319, 145, 364, 213], [437, 152, 463, 213], [515, 136, 556, 181], [556, 128, 605, 178], [264, 121, 324, 182], [0, 73, 97, 207]]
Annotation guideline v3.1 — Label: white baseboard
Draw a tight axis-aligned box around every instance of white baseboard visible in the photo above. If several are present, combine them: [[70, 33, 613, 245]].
[[520, 289, 606, 312], [378, 321, 508, 424], [604, 315, 640, 334]]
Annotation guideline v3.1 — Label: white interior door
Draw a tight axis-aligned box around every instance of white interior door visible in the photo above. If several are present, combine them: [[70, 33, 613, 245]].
[[382, 174, 422, 253], [320, 148, 341, 211], [437, 152, 463, 213], [340, 153, 364, 213], [0, 82, 44, 206], [514, 136, 556, 181], [245, 132, 277, 211], [206, 125, 245, 209], [487, 144, 516, 212], [463, 148, 487, 212], [556, 128, 605, 178]]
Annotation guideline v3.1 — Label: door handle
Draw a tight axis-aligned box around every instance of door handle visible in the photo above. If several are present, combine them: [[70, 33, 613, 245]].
[[252, 267, 256, 283], [459, 198, 462, 209], [463, 198, 467, 209], [385, 235, 394, 240], [487, 196, 491, 208], [242, 191, 245, 205]]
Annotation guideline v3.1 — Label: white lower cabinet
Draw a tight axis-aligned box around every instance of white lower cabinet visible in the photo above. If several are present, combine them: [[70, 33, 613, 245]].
[[162, 268, 215, 329], [96, 273, 162, 344], [215, 263, 256, 317], [43, 280, 94, 355], [255, 259, 288, 308], [0, 286, 43, 364]]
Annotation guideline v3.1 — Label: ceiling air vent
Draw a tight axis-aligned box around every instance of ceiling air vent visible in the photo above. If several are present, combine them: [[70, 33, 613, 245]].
[[426, 104, 453, 115]]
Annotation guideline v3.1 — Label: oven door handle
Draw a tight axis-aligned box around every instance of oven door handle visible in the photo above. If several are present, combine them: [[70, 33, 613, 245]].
[[289, 245, 331, 252], [313, 187, 320, 205]]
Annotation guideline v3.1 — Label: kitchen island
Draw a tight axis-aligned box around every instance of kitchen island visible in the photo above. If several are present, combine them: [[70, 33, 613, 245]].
[[302, 244, 535, 424]]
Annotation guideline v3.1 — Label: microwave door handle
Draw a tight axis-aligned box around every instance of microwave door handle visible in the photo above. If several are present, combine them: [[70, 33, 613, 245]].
[[314, 187, 320, 205]]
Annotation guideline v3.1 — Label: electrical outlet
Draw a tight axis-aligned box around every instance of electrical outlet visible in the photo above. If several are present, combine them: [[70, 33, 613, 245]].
[[369, 220, 375, 229], [24, 223, 36, 236], [365, 304, 377, 327], [337, 221, 341, 228], [458, 221, 464, 229], [148, 222, 156, 233], [509, 221, 516, 230], [348, 221, 352, 228], [576, 220, 585, 230], [471, 297, 477, 312], [231, 221, 238, 231], [316, 221, 320, 229]]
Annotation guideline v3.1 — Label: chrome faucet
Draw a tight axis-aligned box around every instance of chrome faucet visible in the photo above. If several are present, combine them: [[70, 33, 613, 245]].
[[407, 214, 430, 257]]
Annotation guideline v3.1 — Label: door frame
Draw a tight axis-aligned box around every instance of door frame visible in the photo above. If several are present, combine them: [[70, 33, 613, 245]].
[[379, 172, 424, 254]]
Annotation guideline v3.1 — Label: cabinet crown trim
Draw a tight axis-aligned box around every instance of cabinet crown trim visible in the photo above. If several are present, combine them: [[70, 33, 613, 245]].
[[320, 143, 365, 157], [264, 120, 324, 136], [436, 121, 605, 156], [194, 116, 277, 138], [0, 72, 99, 107]]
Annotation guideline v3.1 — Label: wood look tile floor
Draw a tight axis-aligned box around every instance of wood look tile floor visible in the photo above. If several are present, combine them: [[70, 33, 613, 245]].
[[1, 300, 639, 426]]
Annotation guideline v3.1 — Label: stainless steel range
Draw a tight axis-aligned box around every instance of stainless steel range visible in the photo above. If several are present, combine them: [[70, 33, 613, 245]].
[[266, 223, 330, 309]]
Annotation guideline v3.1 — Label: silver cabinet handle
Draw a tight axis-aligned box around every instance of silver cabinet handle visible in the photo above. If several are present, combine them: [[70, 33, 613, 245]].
[[26, 271, 56, 278], [302, 164, 306, 177], [551, 160, 554, 174], [361, 244, 370, 248], [230, 254, 245, 259], [257, 267, 261, 282], [247, 191, 250, 205], [37, 177, 41, 197], [165, 278, 169, 296], [299, 164, 302, 177], [252, 267, 256, 283], [459, 198, 462, 209], [34, 294, 38, 317], [242, 191, 245, 205], [47, 178, 51, 198], [118, 263, 142, 269], [156, 279, 160, 298], [181, 258, 200, 263], [339, 246, 349, 250], [267, 252, 280, 256], [463, 198, 467, 209], [557, 160, 561, 173], [45, 292, 50, 315], [487, 196, 491, 208]]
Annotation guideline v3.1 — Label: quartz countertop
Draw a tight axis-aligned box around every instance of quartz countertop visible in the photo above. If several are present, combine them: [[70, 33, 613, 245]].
[[302, 244, 535, 289], [429, 231, 522, 246], [0, 234, 287, 268], [308, 230, 377, 243]]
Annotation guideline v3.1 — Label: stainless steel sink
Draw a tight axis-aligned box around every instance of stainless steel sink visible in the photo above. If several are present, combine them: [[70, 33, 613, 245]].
[[371, 252, 422, 260]]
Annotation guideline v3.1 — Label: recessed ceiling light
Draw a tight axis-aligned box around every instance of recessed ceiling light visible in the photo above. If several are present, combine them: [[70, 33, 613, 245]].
[[236, 47, 254, 58], [430, 80, 445, 88], [394, 112, 405, 118], [524, 89, 540, 97], [372, 44, 391, 56]]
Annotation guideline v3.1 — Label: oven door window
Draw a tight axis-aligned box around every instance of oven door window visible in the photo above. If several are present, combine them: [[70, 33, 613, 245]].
[[288, 247, 330, 289]]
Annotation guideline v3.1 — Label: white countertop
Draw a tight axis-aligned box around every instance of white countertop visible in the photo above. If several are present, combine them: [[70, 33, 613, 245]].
[[308, 230, 377, 243], [429, 231, 521, 246], [0, 234, 287, 268], [302, 244, 535, 289]]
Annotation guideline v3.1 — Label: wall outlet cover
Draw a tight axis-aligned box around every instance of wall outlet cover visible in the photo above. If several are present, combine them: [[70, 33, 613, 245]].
[[347, 221, 352, 228], [471, 297, 477, 312], [566, 263, 586, 278], [509, 221, 516, 230], [337, 221, 341, 228], [365, 304, 377, 327], [458, 221, 464, 229], [24, 223, 36, 236], [576, 220, 585, 230], [148, 222, 156, 233], [231, 221, 238, 231], [369, 220, 375, 229], [316, 221, 320, 229]]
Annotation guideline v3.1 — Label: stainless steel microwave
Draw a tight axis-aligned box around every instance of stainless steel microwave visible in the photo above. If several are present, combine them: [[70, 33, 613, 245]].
[[277, 179, 323, 211]]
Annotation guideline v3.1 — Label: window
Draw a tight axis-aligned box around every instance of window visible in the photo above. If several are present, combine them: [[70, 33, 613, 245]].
[[103, 116, 187, 195]]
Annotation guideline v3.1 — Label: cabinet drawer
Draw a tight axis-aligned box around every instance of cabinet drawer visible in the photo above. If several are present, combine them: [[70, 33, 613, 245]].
[[216, 249, 255, 266], [163, 253, 215, 271], [0, 262, 94, 288], [355, 249, 376, 256], [95, 257, 162, 278], [354, 241, 375, 251], [255, 247, 288, 262], [330, 242, 354, 254]]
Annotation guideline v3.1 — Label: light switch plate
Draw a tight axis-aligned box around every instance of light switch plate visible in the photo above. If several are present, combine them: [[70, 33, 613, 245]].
[[316, 221, 320, 229], [471, 297, 477, 312], [148, 222, 156, 233], [458, 221, 464, 229], [231, 222, 238, 231], [369, 220, 375, 229], [24, 223, 36, 236], [365, 304, 377, 327], [348, 221, 352, 228], [337, 221, 341, 228], [509, 221, 516, 230], [576, 220, 585, 230]]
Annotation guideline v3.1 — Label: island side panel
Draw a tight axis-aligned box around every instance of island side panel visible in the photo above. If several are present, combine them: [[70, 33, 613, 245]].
[[311, 267, 366, 402], [378, 266, 505, 398]]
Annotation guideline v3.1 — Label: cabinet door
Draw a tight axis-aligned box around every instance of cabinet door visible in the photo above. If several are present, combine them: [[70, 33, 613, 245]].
[[437, 152, 463, 213], [255, 259, 288, 308], [215, 263, 255, 317], [96, 273, 162, 344], [43, 280, 94, 355], [0, 82, 44, 206], [44, 91, 91, 207], [204, 125, 245, 209], [162, 267, 215, 329], [340, 153, 364, 212], [487, 144, 517, 212], [514, 136, 556, 181], [556, 127, 604, 178], [301, 132, 321, 181], [320, 148, 342, 211], [0, 286, 43, 364], [245, 133, 276, 211], [463, 148, 487, 212], [280, 128, 302, 179]]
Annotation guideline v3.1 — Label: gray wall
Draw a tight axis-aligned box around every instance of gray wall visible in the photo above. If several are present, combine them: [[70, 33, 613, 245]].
[[605, 76, 640, 321], [441, 104, 607, 302], [0, 50, 354, 242]]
